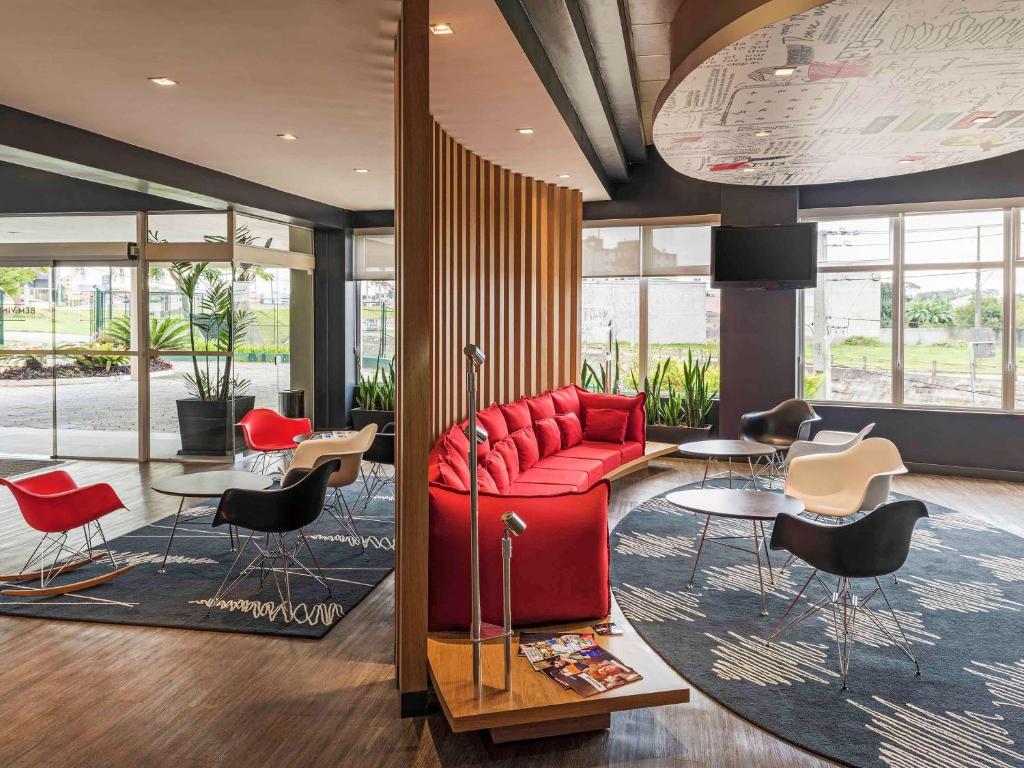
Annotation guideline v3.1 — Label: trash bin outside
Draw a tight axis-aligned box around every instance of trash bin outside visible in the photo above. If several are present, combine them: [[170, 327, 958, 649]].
[[279, 389, 305, 419]]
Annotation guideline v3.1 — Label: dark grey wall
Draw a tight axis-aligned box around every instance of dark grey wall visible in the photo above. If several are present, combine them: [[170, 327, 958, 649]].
[[718, 187, 799, 438]]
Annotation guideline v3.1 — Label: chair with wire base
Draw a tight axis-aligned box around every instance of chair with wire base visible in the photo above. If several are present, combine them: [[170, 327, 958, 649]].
[[238, 408, 312, 475], [284, 424, 378, 553], [203, 458, 340, 622], [740, 399, 821, 486], [0, 471, 134, 597], [766, 499, 928, 690], [362, 421, 395, 502]]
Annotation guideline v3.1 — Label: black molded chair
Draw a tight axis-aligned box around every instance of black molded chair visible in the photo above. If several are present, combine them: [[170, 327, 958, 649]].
[[739, 398, 821, 448], [363, 421, 395, 501], [204, 458, 341, 621], [767, 499, 929, 689]]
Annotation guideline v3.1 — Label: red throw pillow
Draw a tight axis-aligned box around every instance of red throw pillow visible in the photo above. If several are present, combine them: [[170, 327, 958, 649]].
[[511, 427, 540, 470], [437, 460, 466, 491], [477, 404, 509, 445], [482, 452, 510, 494], [534, 417, 562, 458], [554, 412, 583, 448], [443, 450, 471, 488], [457, 421, 490, 459], [445, 424, 469, 456], [550, 384, 581, 417], [493, 437, 520, 482], [526, 392, 556, 422], [574, 385, 647, 445], [584, 408, 629, 443], [499, 398, 531, 433], [477, 465, 498, 494]]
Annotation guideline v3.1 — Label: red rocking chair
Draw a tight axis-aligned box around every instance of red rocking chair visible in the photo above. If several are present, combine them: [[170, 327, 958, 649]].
[[0, 470, 135, 597]]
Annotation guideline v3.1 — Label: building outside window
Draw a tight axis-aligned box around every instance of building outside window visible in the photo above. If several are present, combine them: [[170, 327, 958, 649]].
[[582, 223, 719, 394], [803, 207, 1019, 411], [354, 232, 396, 377]]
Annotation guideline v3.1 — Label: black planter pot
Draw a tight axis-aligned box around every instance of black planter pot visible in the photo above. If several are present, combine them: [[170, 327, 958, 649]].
[[351, 408, 395, 431], [176, 395, 256, 456], [646, 423, 712, 449]]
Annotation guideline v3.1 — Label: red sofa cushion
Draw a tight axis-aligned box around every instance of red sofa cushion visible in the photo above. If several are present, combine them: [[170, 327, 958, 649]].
[[618, 440, 644, 464], [534, 455, 605, 488], [499, 398, 531, 433], [534, 417, 561, 458], [437, 461, 466, 490], [493, 437, 520, 482], [476, 465, 498, 494], [444, 424, 469, 456], [482, 452, 510, 493], [583, 408, 629, 443], [507, 480, 578, 496], [511, 427, 540, 471], [550, 384, 581, 417], [554, 411, 583, 448], [558, 442, 624, 474], [526, 392, 556, 422], [477, 404, 509, 445], [517, 465, 588, 490], [574, 385, 646, 445], [444, 453, 470, 488], [428, 482, 611, 629]]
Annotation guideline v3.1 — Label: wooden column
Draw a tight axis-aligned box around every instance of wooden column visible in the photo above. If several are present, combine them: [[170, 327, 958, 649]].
[[395, 0, 432, 715]]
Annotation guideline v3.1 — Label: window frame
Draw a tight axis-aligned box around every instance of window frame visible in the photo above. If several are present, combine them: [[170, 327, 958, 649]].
[[799, 203, 1024, 413]]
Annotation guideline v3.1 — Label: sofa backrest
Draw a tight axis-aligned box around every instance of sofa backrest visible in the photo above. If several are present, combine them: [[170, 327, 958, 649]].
[[429, 384, 646, 494]]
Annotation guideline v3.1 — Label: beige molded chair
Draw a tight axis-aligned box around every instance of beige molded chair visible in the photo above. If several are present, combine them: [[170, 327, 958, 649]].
[[784, 437, 907, 519], [285, 424, 378, 550], [784, 423, 875, 468]]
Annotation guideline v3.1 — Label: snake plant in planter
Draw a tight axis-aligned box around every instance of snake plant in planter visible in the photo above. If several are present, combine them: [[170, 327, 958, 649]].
[[638, 351, 718, 446], [351, 301, 396, 431], [169, 261, 257, 456]]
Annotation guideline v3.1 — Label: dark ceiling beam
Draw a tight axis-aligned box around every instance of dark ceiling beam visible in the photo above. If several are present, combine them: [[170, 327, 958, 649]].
[[578, 0, 646, 164], [493, 0, 614, 193], [0, 105, 353, 230]]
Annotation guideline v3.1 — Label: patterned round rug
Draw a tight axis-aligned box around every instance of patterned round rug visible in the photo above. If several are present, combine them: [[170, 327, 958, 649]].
[[610, 480, 1024, 768]]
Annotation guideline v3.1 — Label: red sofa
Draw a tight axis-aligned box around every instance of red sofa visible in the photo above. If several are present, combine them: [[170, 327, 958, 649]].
[[428, 384, 646, 630]]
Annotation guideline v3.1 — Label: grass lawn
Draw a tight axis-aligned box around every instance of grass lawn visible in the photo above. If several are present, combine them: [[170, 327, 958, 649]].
[[813, 341, 1008, 375]]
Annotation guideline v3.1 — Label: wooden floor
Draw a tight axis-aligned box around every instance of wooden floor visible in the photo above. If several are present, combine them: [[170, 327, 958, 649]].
[[0, 457, 1021, 768]]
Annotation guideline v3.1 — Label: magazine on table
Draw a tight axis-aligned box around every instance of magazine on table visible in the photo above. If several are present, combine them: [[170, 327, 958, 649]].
[[518, 632, 596, 670], [542, 646, 643, 697]]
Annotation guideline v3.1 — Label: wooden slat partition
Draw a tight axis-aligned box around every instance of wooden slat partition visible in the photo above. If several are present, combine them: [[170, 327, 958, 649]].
[[430, 125, 583, 437]]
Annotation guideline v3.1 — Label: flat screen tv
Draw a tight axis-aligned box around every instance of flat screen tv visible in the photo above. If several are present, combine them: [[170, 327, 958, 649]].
[[711, 223, 817, 289]]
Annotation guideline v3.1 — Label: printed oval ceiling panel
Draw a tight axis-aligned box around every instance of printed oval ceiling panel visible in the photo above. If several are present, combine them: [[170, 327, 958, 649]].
[[652, 0, 1024, 186]]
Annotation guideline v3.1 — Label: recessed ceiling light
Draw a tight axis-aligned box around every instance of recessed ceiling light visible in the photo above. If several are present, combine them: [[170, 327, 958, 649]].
[[558, 174, 571, 179], [429, 22, 454, 35], [148, 77, 177, 86], [754, 130, 771, 137], [972, 115, 995, 124], [516, 127, 535, 135], [774, 67, 796, 77], [354, 168, 370, 174], [741, 166, 757, 173], [898, 157, 918, 164], [277, 133, 298, 141]]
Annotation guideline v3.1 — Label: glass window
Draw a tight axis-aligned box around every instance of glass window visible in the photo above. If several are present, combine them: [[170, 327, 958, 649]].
[[803, 271, 893, 402], [904, 210, 1003, 265], [1016, 267, 1024, 410], [358, 280, 395, 376], [902, 268, 1003, 408], [647, 276, 719, 392], [583, 227, 640, 277], [147, 212, 228, 243], [645, 226, 711, 275], [0, 214, 135, 243], [581, 278, 639, 392], [817, 217, 892, 265], [235, 214, 292, 251], [0, 266, 50, 350]]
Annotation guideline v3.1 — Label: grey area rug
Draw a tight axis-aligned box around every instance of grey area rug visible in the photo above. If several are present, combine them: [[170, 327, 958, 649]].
[[0, 480, 394, 639], [0, 458, 62, 479], [611, 480, 1024, 768]]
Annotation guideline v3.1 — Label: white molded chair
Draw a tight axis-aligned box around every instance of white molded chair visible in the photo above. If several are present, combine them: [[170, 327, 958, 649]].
[[784, 423, 875, 468], [285, 424, 378, 550], [784, 437, 907, 519]]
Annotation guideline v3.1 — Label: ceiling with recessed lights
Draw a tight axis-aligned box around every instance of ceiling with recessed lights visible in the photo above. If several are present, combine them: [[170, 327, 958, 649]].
[[652, 0, 1024, 186], [0, 0, 605, 210]]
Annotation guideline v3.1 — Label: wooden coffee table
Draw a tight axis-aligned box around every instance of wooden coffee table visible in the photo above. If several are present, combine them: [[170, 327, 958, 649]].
[[152, 470, 274, 573], [678, 439, 777, 490], [665, 489, 804, 616]]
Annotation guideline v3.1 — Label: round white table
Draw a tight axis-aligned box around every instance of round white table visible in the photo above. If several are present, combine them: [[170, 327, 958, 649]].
[[665, 488, 804, 616], [152, 470, 273, 573]]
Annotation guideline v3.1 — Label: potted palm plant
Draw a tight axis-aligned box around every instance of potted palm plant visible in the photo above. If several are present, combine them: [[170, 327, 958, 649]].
[[638, 351, 717, 445], [169, 261, 257, 455], [351, 300, 396, 430]]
